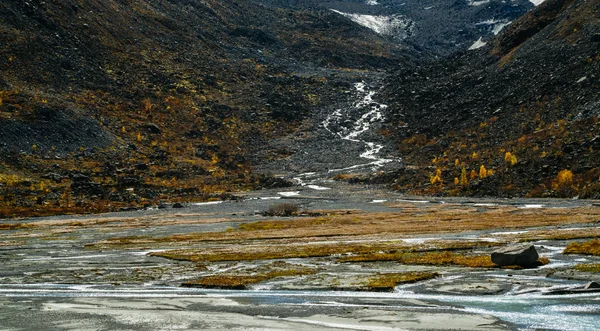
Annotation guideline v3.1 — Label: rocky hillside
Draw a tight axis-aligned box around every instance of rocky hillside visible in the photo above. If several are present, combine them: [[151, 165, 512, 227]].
[[0, 0, 408, 217], [258, 0, 534, 56], [380, 0, 600, 198]]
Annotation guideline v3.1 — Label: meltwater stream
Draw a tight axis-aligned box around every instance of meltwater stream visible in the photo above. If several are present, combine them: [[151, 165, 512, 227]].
[[323, 81, 398, 173], [294, 81, 401, 188]]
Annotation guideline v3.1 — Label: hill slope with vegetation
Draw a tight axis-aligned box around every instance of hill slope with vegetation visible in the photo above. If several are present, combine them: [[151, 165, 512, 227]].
[[381, 0, 600, 198], [0, 0, 407, 217]]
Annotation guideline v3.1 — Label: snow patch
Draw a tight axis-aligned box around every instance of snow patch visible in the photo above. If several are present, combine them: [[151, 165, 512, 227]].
[[366, 0, 380, 5], [278, 191, 300, 197], [307, 185, 331, 191], [492, 22, 511, 35], [518, 204, 545, 209], [475, 20, 512, 36], [468, 37, 487, 50], [331, 10, 412, 38], [191, 201, 224, 206], [468, 0, 490, 6], [529, 0, 547, 5]]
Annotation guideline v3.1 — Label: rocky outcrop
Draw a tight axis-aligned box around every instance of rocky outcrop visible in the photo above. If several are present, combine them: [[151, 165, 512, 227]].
[[491, 244, 539, 267]]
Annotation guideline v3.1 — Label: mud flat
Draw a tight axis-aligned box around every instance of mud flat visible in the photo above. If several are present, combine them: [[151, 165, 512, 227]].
[[1, 181, 600, 330]]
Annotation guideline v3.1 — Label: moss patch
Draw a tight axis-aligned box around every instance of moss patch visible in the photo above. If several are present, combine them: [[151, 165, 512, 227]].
[[182, 265, 317, 289], [564, 239, 600, 256], [365, 272, 439, 292], [341, 251, 497, 268], [574, 263, 600, 273]]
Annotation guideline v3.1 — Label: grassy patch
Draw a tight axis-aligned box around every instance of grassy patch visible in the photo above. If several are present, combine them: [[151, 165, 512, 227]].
[[87, 205, 600, 250], [150, 242, 407, 262], [365, 272, 439, 291], [515, 228, 600, 242], [182, 265, 317, 289], [341, 251, 497, 268], [563, 239, 600, 256], [574, 263, 600, 273], [149, 240, 501, 264]]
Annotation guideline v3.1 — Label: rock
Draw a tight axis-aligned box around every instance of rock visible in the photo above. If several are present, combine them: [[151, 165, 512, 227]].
[[144, 123, 161, 134], [70, 174, 104, 196], [491, 244, 539, 267], [544, 281, 600, 295], [41, 172, 64, 182], [172, 202, 184, 208]]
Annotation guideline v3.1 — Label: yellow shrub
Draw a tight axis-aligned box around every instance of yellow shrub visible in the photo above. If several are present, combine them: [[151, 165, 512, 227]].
[[479, 165, 488, 179], [504, 152, 517, 166], [470, 170, 477, 180], [430, 168, 442, 185], [552, 169, 574, 190], [460, 167, 469, 187]]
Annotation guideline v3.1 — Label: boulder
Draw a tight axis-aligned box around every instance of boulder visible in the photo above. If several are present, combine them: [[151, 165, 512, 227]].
[[491, 244, 539, 267]]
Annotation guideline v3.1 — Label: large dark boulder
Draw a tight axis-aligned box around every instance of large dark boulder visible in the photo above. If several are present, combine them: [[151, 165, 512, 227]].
[[491, 244, 539, 267]]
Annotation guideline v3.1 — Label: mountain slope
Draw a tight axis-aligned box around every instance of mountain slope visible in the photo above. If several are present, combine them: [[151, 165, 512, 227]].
[[381, 0, 600, 197], [258, 0, 535, 55], [0, 0, 407, 217]]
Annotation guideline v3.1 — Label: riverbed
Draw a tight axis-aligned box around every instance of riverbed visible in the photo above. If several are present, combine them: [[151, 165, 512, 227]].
[[1, 179, 600, 330]]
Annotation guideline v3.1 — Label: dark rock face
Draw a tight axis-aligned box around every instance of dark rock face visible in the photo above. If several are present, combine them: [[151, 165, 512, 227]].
[[584, 281, 600, 290], [258, 0, 533, 56], [70, 174, 104, 197], [491, 244, 539, 267]]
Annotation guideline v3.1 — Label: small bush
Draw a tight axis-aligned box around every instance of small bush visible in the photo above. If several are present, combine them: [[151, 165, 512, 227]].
[[265, 203, 299, 216]]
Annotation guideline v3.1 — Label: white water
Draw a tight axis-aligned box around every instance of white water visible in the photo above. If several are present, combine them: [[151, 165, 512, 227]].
[[323, 82, 399, 174], [7, 284, 598, 331]]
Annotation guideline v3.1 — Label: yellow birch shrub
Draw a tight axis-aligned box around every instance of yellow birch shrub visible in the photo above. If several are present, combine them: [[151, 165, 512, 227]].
[[460, 167, 469, 187], [479, 165, 488, 179], [470, 170, 477, 180], [430, 168, 442, 185], [504, 152, 517, 166], [552, 169, 574, 191]]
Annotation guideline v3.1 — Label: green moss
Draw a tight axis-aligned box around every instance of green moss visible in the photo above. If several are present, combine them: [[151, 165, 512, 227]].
[[341, 251, 497, 268], [574, 263, 600, 273], [365, 272, 439, 292], [182, 267, 317, 289], [564, 239, 600, 256]]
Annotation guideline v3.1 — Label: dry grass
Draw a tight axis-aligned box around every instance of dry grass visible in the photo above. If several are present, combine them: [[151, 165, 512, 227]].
[[365, 272, 439, 291], [341, 251, 497, 268], [563, 239, 600, 256], [182, 265, 317, 289], [88, 205, 600, 249], [149, 239, 503, 264], [150, 242, 408, 262], [574, 263, 600, 273], [512, 228, 600, 242]]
